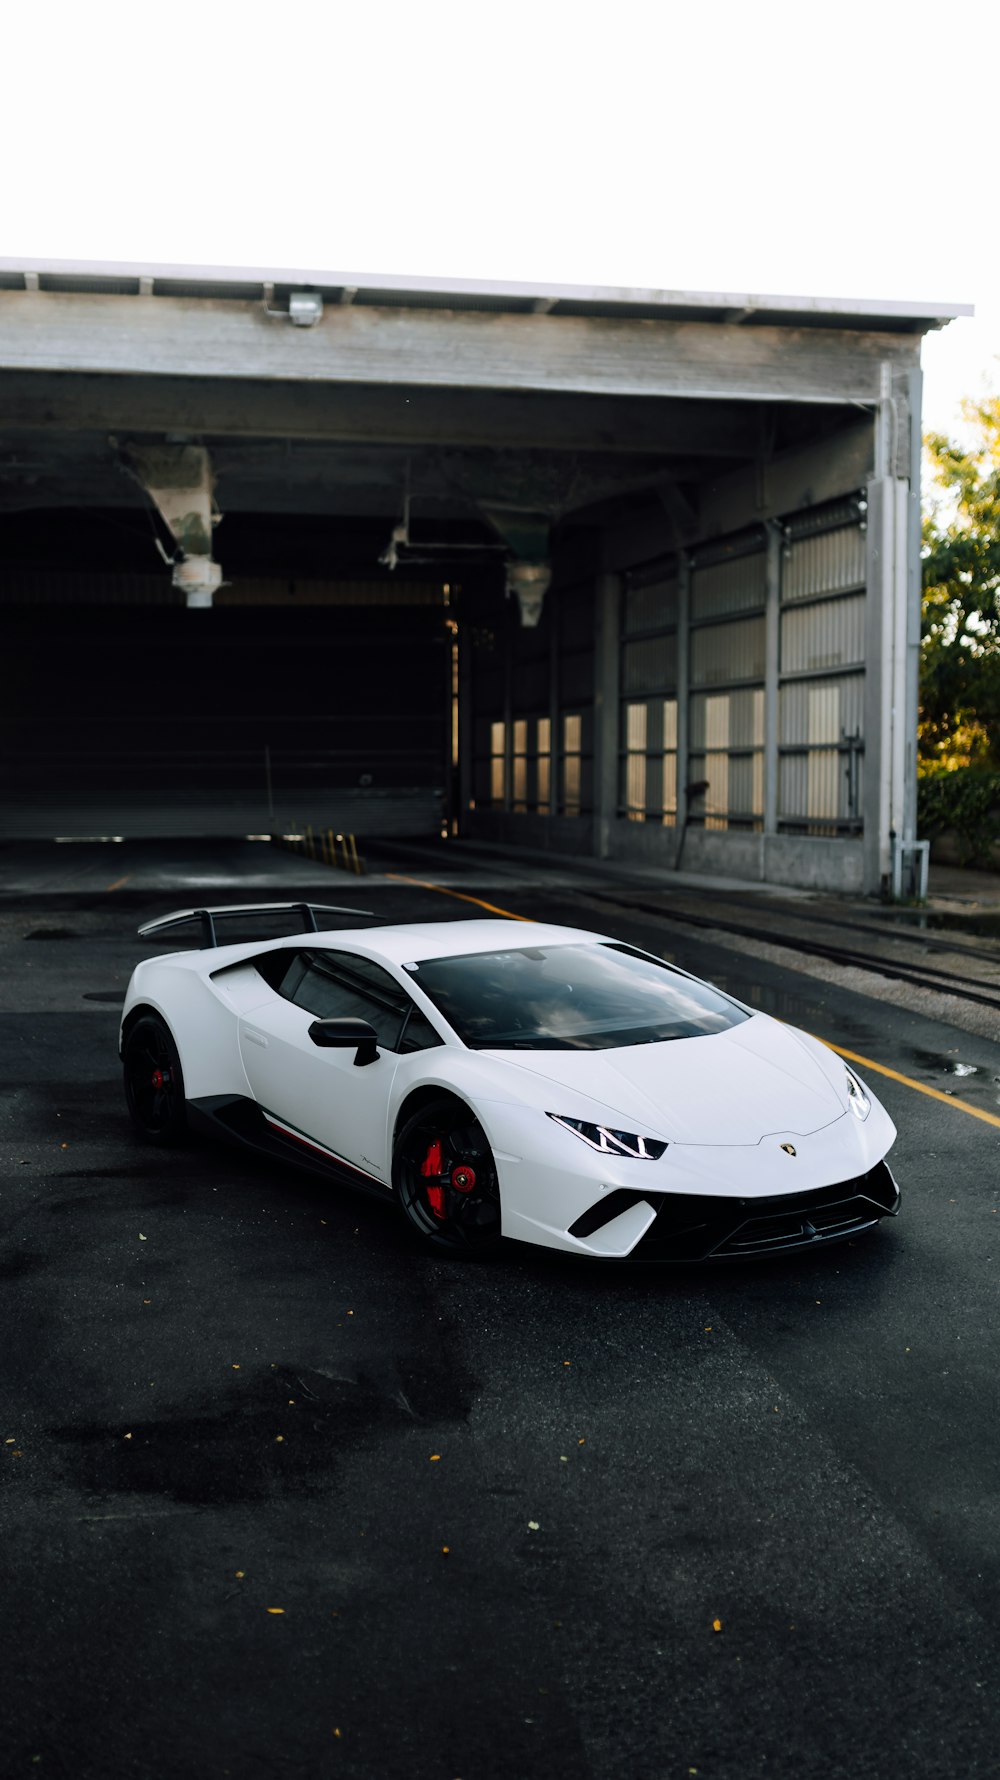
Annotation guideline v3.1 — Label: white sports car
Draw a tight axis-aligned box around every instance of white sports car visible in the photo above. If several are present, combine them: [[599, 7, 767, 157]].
[[120, 902, 899, 1262]]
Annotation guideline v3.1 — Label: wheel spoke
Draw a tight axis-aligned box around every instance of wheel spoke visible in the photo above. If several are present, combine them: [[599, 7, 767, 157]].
[[398, 1111, 500, 1250], [124, 1016, 185, 1144]]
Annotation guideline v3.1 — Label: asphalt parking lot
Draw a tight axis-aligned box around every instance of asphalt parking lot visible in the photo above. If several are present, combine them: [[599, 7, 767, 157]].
[[2, 843, 999, 1780]]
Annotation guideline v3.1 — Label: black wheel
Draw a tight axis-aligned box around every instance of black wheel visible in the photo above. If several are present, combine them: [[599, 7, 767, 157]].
[[123, 1014, 188, 1145], [393, 1097, 502, 1255]]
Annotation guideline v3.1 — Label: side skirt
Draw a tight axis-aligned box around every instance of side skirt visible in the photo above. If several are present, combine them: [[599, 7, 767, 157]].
[[187, 1095, 393, 1200]]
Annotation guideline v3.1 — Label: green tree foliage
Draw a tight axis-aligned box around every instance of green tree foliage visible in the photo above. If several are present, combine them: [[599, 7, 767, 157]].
[[917, 766, 1000, 867], [921, 393, 1000, 767]]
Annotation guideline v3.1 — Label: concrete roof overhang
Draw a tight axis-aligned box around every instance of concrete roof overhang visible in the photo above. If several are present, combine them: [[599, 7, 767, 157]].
[[0, 259, 972, 562], [0, 256, 972, 333]]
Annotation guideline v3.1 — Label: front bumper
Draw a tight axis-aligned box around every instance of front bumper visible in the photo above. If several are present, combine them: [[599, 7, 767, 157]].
[[610, 1160, 900, 1261], [488, 1096, 897, 1258]]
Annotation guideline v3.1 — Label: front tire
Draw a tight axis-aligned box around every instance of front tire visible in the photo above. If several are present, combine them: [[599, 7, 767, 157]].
[[123, 1014, 188, 1145], [394, 1097, 502, 1255]]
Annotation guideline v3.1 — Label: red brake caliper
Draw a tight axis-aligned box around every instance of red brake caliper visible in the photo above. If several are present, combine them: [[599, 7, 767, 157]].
[[421, 1141, 477, 1221], [420, 1139, 446, 1219]]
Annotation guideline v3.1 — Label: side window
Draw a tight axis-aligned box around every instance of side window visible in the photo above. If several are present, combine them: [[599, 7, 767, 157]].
[[252, 948, 302, 992], [399, 1008, 444, 1054], [277, 951, 424, 1054]]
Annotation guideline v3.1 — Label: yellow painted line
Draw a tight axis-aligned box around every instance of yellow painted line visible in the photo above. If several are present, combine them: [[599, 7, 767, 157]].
[[824, 1041, 1000, 1132], [389, 873, 1000, 1130], [386, 873, 534, 923], [105, 875, 131, 892]]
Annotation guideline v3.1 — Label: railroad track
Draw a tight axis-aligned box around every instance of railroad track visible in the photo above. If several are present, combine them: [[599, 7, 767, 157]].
[[585, 892, 1000, 1018]]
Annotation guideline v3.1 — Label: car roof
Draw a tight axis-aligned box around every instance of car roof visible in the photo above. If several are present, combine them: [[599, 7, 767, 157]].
[[310, 918, 608, 965]]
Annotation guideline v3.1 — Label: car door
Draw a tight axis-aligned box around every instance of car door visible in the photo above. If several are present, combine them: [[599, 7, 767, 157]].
[[238, 948, 442, 1187]]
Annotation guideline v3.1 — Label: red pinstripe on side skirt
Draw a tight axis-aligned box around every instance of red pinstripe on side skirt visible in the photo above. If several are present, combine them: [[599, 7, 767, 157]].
[[263, 1111, 385, 1185]]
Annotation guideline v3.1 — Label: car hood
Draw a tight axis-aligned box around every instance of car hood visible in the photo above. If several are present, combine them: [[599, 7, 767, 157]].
[[484, 1014, 846, 1145]]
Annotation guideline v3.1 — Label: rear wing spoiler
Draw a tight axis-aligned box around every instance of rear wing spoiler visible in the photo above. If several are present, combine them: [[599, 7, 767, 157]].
[[137, 901, 376, 949]]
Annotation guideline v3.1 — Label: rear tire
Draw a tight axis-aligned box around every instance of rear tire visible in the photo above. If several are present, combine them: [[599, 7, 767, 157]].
[[123, 1014, 188, 1146], [393, 1096, 502, 1256]]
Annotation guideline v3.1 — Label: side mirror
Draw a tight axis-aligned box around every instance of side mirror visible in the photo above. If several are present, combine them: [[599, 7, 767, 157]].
[[307, 1017, 380, 1067]]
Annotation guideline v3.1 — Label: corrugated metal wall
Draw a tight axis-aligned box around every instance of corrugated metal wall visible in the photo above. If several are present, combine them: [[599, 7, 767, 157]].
[[687, 535, 767, 829], [613, 501, 867, 839], [690, 617, 766, 687], [781, 596, 865, 674], [467, 493, 868, 853], [781, 520, 866, 602], [690, 549, 766, 620], [470, 578, 594, 819], [619, 563, 678, 822], [778, 499, 866, 835]]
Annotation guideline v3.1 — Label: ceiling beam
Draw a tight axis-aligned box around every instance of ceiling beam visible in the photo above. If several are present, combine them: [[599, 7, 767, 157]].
[[0, 429, 729, 520], [0, 371, 771, 457], [0, 291, 921, 404]]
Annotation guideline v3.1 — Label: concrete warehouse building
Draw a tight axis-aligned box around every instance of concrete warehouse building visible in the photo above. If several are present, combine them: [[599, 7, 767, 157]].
[[0, 259, 970, 894]]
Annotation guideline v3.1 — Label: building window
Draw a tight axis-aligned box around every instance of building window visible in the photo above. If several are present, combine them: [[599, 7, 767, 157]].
[[537, 716, 551, 814], [489, 720, 505, 806], [621, 698, 678, 825], [501, 716, 553, 815], [776, 520, 866, 837], [689, 688, 764, 831], [562, 713, 582, 816], [624, 702, 647, 819], [512, 718, 528, 812], [778, 674, 864, 835], [491, 712, 551, 815]]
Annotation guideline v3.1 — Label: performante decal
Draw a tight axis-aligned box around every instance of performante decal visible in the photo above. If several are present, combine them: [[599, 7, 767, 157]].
[[262, 1111, 384, 1183]]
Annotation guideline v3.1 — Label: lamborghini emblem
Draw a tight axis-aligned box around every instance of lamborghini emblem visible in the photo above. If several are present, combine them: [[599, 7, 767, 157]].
[[780, 1142, 797, 1157]]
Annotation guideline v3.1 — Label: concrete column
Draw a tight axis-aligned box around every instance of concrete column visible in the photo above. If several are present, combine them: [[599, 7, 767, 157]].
[[903, 366, 924, 848], [863, 361, 916, 896], [457, 615, 473, 832], [593, 571, 622, 859], [502, 600, 514, 814], [863, 476, 910, 895], [763, 522, 782, 844], [672, 554, 691, 867], [549, 584, 560, 817]]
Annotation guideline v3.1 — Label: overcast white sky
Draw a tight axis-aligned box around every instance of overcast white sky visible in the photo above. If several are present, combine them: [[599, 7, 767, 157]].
[[4, 0, 997, 438]]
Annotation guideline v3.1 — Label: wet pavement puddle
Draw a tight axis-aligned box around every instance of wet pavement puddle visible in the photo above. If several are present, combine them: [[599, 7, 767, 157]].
[[47, 1354, 478, 1507], [903, 1045, 1000, 1101]]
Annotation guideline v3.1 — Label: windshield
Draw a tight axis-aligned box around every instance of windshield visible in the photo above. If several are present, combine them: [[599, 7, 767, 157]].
[[406, 942, 748, 1051]]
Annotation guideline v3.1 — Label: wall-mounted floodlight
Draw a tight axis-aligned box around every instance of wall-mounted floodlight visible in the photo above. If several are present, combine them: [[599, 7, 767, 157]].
[[288, 291, 323, 327]]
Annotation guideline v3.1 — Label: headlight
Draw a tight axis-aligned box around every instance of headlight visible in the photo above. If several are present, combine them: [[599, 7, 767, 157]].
[[547, 1114, 668, 1160], [845, 1066, 871, 1121]]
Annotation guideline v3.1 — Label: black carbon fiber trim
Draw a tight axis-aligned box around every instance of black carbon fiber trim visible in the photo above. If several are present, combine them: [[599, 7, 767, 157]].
[[187, 1094, 392, 1198], [569, 1189, 650, 1240], [629, 1162, 899, 1262]]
